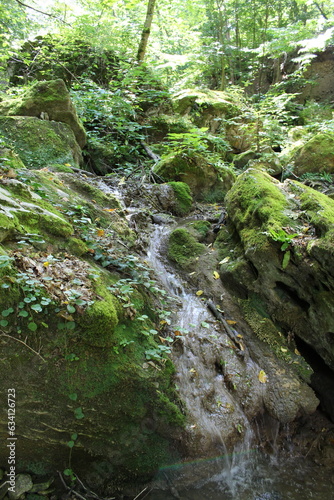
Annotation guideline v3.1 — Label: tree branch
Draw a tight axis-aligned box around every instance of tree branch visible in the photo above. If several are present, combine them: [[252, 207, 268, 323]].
[[14, 0, 72, 26]]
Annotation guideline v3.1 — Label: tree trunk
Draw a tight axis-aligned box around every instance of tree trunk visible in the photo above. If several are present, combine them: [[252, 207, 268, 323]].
[[136, 0, 157, 63]]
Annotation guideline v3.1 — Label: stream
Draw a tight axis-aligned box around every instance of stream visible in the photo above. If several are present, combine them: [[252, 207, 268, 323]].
[[144, 223, 334, 500]]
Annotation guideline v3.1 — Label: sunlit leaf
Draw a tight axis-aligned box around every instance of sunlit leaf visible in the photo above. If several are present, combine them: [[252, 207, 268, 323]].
[[196, 290, 204, 296], [213, 271, 220, 279], [258, 370, 268, 383]]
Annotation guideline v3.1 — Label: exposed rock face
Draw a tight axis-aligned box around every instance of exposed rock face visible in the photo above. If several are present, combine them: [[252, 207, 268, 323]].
[[0, 79, 86, 148], [219, 169, 334, 379]]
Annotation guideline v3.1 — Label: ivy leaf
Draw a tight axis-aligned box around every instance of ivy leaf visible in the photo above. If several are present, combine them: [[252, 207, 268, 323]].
[[28, 322, 38, 332], [201, 321, 210, 329], [196, 290, 204, 296], [74, 407, 85, 419]]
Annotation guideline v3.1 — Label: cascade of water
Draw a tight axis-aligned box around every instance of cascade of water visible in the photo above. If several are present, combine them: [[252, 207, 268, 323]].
[[147, 224, 258, 497]]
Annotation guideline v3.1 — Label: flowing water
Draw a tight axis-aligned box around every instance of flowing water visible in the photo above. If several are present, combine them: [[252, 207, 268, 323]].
[[145, 223, 334, 500]]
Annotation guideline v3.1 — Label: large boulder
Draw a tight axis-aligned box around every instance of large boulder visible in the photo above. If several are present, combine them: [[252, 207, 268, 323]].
[[289, 132, 334, 176], [153, 151, 227, 200], [219, 169, 334, 376], [0, 168, 184, 489], [0, 116, 82, 167], [0, 79, 86, 148], [172, 89, 239, 132]]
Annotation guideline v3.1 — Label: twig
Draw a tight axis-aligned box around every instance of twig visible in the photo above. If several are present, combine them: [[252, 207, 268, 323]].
[[133, 486, 149, 500], [14, 0, 72, 25], [0, 332, 46, 363]]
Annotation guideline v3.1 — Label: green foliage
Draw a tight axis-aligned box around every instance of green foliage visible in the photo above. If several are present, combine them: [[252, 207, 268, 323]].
[[268, 228, 299, 251], [165, 127, 229, 158]]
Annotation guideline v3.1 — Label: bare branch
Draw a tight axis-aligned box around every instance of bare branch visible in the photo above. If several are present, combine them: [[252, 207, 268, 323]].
[[14, 0, 72, 26], [0, 332, 46, 362]]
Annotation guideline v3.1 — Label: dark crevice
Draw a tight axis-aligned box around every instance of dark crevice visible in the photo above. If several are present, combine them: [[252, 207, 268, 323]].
[[295, 336, 334, 422], [274, 281, 311, 311]]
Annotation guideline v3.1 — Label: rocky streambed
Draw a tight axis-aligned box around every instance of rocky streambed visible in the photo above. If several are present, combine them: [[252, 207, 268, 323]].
[[0, 167, 333, 499]]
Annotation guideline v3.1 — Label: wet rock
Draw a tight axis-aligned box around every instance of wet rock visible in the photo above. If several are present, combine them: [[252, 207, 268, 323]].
[[218, 168, 334, 417], [8, 474, 33, 500]]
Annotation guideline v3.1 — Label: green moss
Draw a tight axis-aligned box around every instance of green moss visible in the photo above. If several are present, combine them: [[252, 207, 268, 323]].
[[66, 177, 121, 208], [289, 180, 334, 242], [292, 132, 334, 176], [0, 148, 26, 170], [167, 227, 205, 269], [77, 282, 120, 347], [67, 237, 89, 256], [168, 181, 193, 215], [240, 298, 313, 382], [0, 116, 81, 169], [49, 163, 74, 173], [225, 169, 292, 250]]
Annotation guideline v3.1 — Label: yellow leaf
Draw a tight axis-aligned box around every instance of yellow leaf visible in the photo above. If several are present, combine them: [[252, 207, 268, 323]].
[[258, 370, 268, 383], [174, 330, 182, 336], [43, 261, 50, 267], [97, 229, 105, 237], [295, 348, 301, 356], [227, 320, 237, 325], [118, 177, 126, 185], [213, 271, 220, 279], [236, 334, 243, 339], [103, 208, 117, 212], [196, 290, 204, 296], [91, 199, 97, 203], [281, 347, 288, 353], [160, 320, 167, 325], [64, 163, 72, 167]]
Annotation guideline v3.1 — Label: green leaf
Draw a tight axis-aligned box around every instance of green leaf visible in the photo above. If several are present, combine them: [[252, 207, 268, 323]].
[[31, 304, 43, 312], [69, 393, 78, 401], [71, 433, 78, 441], [74, 407, 85, 419], [282, 250, 291, 270], [67, 305, 76, 314], [2, 308, 14, 317], [67, 440, 75, 448], [0, 319, 8, 327], [28, 322, 38, 332], [18, 310, 29, 317], [201, 321, 210, 329]]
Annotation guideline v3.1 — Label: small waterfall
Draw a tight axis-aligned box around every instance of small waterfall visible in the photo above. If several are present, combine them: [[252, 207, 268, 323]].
[[147, 224, 257, 497]]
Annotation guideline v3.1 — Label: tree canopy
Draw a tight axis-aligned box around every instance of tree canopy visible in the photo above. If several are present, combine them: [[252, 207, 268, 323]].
[[2, 0, 334, 90]]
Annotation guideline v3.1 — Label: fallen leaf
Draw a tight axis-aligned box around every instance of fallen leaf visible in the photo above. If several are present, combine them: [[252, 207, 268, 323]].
[[236, 334, 243, 339], [258, 370, 268, 383], [281, 347, 288, 353], [43, 261, 50, 267], [213, 271, 220, 279], [96, 229, 105, 237], [219, 257, 230, 264], [103, 208, 117, 212], [227, 319, 237, 325], [91, 199, 97, 203], [174, 330, 182, 336], [295, 348, 301, 356], [196, 290, 204, 296]]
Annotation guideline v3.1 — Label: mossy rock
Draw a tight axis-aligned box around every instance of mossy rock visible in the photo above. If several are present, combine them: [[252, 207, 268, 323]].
[[167, 181, 192, 215], [0, 79, 86, 148], [147, 114, 193, 141], [167, 227, 205, 269], [291, 132, 334, 176], [0, 116, 82, 168], [0, 147, 26, 170], [225, 168, 292, 253], [154, 151, 221, 199], [172, 89, 240, 130]]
